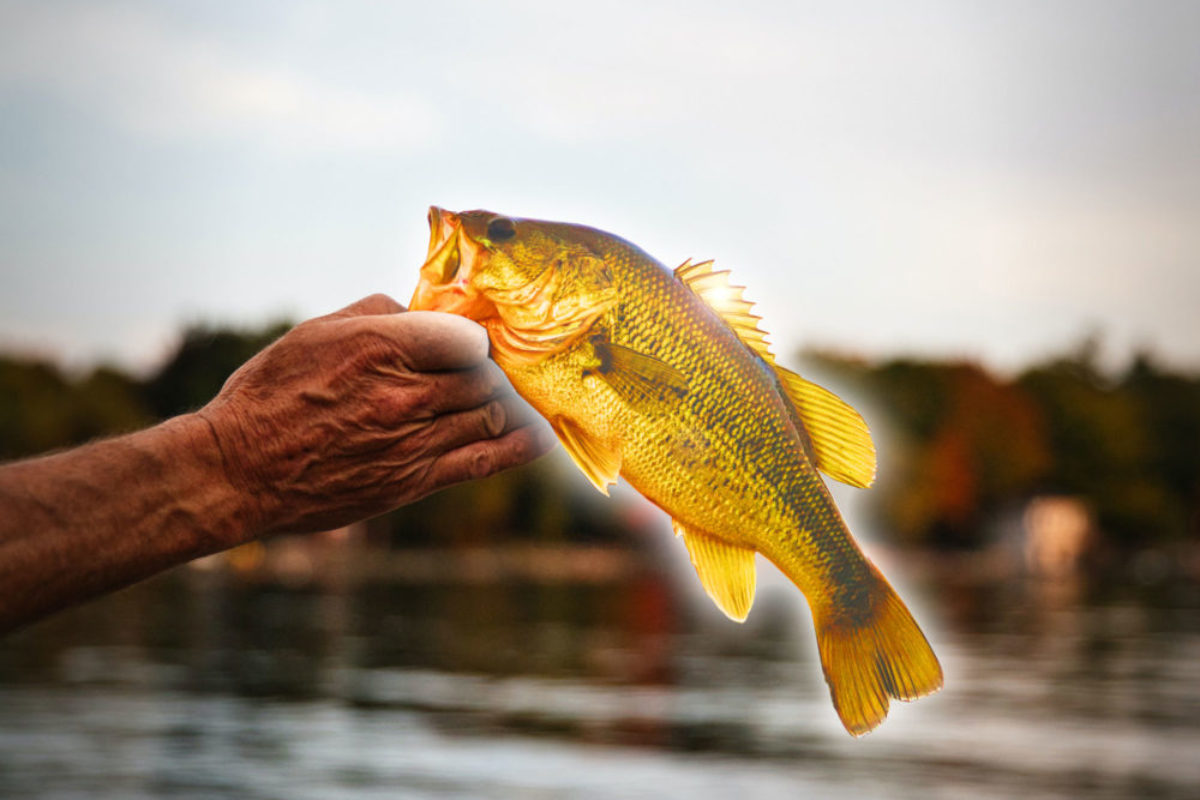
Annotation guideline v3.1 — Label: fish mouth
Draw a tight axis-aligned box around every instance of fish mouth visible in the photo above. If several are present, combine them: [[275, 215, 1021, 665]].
[[409, 206, 496, 320]]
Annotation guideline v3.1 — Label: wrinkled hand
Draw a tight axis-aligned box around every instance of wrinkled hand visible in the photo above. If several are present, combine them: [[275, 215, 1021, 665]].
[[197, 294, 555, 538]]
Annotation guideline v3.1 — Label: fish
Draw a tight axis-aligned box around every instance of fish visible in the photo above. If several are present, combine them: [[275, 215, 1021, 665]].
[[409, 207, 943, 735]]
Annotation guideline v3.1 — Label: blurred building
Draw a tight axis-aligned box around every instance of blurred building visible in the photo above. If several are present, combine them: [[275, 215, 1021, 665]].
[[1022, 495, 1094, 577]]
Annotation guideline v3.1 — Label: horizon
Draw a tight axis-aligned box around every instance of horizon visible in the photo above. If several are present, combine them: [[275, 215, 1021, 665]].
[[3, 315, 1193, 387]]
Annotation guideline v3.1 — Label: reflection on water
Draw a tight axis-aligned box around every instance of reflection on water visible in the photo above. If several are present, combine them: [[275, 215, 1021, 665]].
[[2, 545, 1200, 799]]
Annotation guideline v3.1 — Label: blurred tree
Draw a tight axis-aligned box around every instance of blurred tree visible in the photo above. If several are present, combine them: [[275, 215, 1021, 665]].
[[1018, 349, 1163, 546], [808, 341, 1200, 551], [143, 321, 292, 418], [866, 361, 974, 545], [3, 326, 1197, 554], [0, 359, 152, 459], [1118, 353, 1200, 541], [0, 358, 79, 459], [379, 452, 627, 549], [74, 366, 154, 441], [817, 356, 1049, 548]]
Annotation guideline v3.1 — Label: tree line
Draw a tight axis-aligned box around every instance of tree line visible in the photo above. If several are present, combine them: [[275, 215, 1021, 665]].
[[2, 323, 1197, 553], [803, 341, 1200, 552]]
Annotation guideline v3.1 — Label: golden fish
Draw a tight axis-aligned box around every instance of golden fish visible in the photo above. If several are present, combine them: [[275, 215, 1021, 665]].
[[410, 208, 943, 735]]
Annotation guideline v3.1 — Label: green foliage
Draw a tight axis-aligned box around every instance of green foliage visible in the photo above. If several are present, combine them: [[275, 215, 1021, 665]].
[[1123, 354, 1200, 506], [0, 359, 79, 459], [378, 451, 629, 549], [1018, 356, 1152, 545], [0, 321, 291, 460], [2, 322, 1196, 552], [806, 354, 1050, 547], [144, 321, 292, 418], [807, 344, 1200, 550], [0, 359, 152, 460]]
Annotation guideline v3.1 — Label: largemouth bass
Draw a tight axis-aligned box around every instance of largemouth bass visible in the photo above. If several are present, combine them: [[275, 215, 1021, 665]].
[[409, 208, 942, 735]]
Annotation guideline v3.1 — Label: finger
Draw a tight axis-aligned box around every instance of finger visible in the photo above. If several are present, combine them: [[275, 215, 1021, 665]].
[[363, 310, 491, 371], [325, 293, 406, 319], [425, 422, 557, 488], [419, 395, 543, 455], [380, 360, 513, 417]]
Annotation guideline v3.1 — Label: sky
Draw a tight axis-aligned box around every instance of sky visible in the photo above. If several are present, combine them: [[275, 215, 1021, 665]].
[[1, 0, 1198, 375]]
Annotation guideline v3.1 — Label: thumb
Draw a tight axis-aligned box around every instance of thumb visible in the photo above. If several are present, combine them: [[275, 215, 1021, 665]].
[[325, 293, 406, 319]]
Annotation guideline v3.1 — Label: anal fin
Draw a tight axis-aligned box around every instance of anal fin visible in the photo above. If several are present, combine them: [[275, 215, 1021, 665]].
[[552, 417, 621, 496], [673, 520, 757, 622]]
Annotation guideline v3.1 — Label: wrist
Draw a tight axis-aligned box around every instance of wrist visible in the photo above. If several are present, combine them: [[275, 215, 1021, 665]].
[[165, 412, 262, 551]]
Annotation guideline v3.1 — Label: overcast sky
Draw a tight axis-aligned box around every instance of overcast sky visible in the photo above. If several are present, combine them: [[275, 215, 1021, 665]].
[[1, 0, 1197, 375]]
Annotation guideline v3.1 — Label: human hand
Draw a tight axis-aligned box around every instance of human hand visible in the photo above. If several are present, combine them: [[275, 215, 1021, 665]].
[[197, 294, 555, 540]]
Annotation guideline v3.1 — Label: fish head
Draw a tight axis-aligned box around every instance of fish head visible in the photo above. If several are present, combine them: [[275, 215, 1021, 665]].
[[410, 207, 618, 360], [410, 207, 561, 313]]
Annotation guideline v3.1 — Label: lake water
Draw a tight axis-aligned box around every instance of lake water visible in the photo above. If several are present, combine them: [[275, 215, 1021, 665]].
[[2, 543, 1199, 799]]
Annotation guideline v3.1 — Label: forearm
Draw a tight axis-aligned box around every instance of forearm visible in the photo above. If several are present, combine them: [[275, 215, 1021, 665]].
[[0, 413, 254, 633], [0, 299, 553, 635]]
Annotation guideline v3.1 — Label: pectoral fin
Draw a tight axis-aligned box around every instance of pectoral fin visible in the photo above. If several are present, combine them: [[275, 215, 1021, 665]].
[[590, 338, 688, 408], [772, 366, 876, 489], [673, 520, 757, 622], [552, 417, 621, 495]]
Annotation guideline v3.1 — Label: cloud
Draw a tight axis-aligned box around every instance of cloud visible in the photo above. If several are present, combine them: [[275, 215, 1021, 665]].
[[0, 2, 441, 154]]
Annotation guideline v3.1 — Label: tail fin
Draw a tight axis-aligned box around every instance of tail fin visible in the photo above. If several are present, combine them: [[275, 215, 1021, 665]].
[[814, 565, 943, 736]]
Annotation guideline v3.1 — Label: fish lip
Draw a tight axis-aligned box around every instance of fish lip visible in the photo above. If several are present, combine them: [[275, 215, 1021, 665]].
[[426, 206, 458, 259], [410, 207, 496, 321]]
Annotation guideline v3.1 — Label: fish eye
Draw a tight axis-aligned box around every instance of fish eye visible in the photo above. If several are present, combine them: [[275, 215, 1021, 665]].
[[486, 216, 517, 242]]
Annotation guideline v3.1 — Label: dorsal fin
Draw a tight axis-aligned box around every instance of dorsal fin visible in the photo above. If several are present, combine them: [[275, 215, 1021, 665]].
[[675, 259, 775, 364], [674, 258, 875, 488]]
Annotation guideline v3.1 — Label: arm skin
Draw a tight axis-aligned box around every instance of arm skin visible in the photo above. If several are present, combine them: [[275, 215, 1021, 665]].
[[0, 294, 556, 634]]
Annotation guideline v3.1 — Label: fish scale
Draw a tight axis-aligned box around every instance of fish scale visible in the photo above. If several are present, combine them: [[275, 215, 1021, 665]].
[[608, 250, 828, 573], [410, 207, 943, 735]]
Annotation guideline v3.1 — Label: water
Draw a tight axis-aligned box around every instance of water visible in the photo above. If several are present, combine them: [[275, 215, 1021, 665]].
[[2, 547, 1199, 799]]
